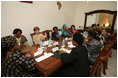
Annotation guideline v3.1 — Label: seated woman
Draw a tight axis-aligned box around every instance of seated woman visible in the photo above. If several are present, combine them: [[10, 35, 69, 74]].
[[61, 24, 71, 37], [51, 26, 61, 41], [33, 26, 47, 45], [1, 36, 40, 77], [53, 33, 90, 77], [13, 28, 28, 47], [86, 30, 102, 65], [69, 25, 79, 35]]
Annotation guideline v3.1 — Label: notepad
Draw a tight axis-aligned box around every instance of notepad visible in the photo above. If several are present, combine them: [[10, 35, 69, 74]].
[[35, 53, 54, 62], [52, 47, 59, 52]]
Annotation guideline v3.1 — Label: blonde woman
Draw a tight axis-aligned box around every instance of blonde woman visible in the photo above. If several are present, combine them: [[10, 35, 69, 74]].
[[33, 26, 47, 45]]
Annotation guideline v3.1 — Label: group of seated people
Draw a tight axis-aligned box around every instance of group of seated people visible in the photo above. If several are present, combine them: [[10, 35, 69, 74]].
[[1, 24, 109, 77]]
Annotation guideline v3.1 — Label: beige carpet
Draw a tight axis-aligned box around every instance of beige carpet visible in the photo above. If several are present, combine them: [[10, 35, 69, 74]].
[[101, 49, 117, 77]]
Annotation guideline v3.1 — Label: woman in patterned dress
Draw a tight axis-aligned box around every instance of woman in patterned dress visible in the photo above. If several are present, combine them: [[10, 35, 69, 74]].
[[86, 31, 102, 65], [1, 36, 40, 77]]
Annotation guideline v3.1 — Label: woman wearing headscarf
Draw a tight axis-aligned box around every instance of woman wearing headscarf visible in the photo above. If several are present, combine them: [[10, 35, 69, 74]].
[[1, 36, 40, 77], [61, 24, 71, 37]]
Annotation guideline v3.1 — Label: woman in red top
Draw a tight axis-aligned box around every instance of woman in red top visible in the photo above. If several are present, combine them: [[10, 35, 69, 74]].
[[70, 25, 79, 35]]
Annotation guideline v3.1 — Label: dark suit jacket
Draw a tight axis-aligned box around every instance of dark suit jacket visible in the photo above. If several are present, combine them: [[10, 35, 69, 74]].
[[51, 32, 59, 40], [53, 45, 90, 77]]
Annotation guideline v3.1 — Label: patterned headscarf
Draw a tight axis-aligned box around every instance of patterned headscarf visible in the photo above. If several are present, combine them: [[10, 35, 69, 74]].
[[1, 35, 17, 48]]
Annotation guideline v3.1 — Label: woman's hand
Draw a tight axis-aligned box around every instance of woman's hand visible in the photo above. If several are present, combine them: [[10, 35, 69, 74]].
[[30, 46, 37, 57], [22, 46, 31, 54], [22, 46, 37, 55]]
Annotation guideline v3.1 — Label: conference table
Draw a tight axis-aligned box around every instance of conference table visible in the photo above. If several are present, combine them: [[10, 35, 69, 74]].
[[25, 38, 88, 77]]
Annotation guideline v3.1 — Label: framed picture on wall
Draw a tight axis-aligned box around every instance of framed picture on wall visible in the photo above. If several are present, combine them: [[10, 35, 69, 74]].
[[20, 1, 33, 4]]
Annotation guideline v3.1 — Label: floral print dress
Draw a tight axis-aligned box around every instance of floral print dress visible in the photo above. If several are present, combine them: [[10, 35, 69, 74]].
[[86, 39, 102, 65], [1, 50, 36, 77]]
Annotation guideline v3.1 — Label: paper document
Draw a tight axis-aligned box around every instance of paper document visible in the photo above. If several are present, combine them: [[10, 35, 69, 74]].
[[52, 47, 59, 52], [38, 48, 43, 52], [66, 50, 71, 54], [34, 51, 42, 56], [35, 53, 54, 62], [60, 48, 72, 54]]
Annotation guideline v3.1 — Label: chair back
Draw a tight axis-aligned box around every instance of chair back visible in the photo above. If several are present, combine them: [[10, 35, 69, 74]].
[[30, 33, 35, 45], [45, 30, 52, 40], [89, 58, 102, 77], [90, 47, 112, 77]]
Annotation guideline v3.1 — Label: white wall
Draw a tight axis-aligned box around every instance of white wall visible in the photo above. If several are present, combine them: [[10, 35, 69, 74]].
[[1, 1, 117, 45], [1, 1, 76, 45], [74, 1, 117, 29]]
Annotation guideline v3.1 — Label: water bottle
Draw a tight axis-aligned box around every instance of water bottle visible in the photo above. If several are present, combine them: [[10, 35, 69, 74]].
[[40, 40, 43, 48], [49, 31, 52, 39], [83, 31, 86, 38], [48, 38, 51, 45], [62, 38, 65, 46], [71, 35, 73, 40]]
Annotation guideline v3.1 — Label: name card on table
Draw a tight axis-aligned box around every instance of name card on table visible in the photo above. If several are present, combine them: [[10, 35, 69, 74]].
[[43, 41, 49, 46], [66, 50, 71, 54], [67, 41, 75, 48], [53, 42, 58, 45], [60, 48, 72, 54], [68, 44, 75, 48], [68, 38, 72, 40], [65, 38, 68, 40], [67, 41, 72, 45], [52, 47, 59, 52], [35, 53, 54, 62]]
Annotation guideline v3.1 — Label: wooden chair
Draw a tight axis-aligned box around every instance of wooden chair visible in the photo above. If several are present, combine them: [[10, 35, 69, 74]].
[[90, 50, 112, 77], [99, 40, 114, 75], [100, 47, 111, 75], [30, 33, 35, 45], [89, 57, 102, 77], [101, 50, 112, 75], [30, 31, 46, 45], [101, 34, 117, 75], [45, 30, 52, 40]]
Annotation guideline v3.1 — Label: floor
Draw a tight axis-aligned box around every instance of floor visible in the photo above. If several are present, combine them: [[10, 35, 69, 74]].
[[101, 49, 117, 77]]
